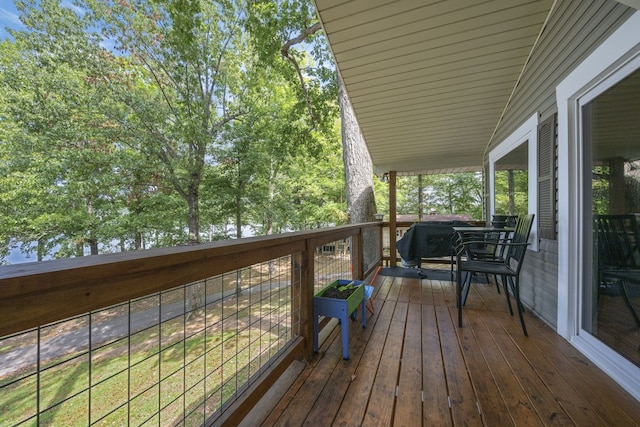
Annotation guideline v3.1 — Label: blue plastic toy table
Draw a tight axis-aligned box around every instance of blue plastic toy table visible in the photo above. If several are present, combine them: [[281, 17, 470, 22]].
[[313, 279, 366, 360]]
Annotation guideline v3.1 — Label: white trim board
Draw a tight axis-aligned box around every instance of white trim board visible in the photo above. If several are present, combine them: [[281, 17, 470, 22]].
[[488, 113, 539, 251], [556, 10, 640, 401]]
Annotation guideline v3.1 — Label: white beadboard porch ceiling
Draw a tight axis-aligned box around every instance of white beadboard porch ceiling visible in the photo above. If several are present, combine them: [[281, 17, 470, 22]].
[[313, 0, 555, 175]]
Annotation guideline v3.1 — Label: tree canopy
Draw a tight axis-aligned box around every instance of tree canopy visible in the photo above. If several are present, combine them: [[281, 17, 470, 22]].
[[389, 173, 484, 220], [0, 0, 487, 264], [0, 0, 345, 263]]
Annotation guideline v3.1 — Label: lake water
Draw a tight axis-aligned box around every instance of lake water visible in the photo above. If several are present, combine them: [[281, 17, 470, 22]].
[[5, 244, 54, 265], [3, 225, 253, 265]]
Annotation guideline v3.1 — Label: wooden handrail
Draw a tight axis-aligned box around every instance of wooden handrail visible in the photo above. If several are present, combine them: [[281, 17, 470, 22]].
[[0, 222, 382, 338]]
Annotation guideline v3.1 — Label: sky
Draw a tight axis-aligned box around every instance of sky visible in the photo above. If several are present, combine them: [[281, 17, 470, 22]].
[[0, 1, 83, 40], [0, 1, 23, 40]]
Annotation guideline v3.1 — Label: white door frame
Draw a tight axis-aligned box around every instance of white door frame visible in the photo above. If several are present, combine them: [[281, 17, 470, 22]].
[[556, 10, 640, 399]]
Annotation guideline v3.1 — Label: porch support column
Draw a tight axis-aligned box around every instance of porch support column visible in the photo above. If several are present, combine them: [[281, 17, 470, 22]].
[[389, 171, 397, 267]]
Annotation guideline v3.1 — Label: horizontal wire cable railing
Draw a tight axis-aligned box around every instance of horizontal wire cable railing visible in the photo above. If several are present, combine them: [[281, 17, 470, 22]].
[[1, 257, 298, 426], [314, 238, 353, 293]]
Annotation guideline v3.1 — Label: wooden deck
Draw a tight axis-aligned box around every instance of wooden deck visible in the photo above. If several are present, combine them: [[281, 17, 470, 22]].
[[256, 268, 640, 426]]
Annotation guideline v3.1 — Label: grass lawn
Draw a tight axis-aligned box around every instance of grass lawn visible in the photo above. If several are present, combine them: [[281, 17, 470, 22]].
[[1, 300, 290, 426]]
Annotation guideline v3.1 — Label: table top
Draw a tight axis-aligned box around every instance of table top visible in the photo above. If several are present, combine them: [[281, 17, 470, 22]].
[[452, 226, 514, 232]]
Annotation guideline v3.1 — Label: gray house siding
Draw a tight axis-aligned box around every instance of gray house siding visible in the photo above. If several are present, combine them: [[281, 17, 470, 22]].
[[486, 0, 635, 328], [492, 1, 633, 144], [520, 239, 559, 328]]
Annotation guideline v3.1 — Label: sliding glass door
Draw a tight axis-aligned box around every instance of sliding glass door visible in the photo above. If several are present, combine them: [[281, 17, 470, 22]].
[[582, 68, 640, 368]]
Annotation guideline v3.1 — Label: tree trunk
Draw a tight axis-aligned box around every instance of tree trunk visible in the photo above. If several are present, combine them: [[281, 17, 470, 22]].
[[339, 78, 377, 275], [88, 238, 99, 255], [187, 190, 200, 244], [625, 160, 640, 213], [447, 179, 454, 214], [418, 174, 424, 218], [134, 232, 142, 250], [339, 78, 377, 223], [37, 239, 44, 262], [609, 157, 626, 214], [235, 192, 242, 239], [508, 169, 515, 215], [186, 188, 204, 315]]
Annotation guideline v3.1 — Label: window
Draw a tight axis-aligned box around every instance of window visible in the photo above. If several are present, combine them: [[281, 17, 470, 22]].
[[489, 113, 538, 251], [494, 143, 529, 217]]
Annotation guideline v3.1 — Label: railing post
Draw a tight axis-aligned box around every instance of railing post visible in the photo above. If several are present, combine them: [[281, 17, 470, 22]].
[[293, 239, 315, 360], [379, 223, 385, 266], [389, 171, 398, 267], [291, 252, 302, 341], [355, 228, 364, 280]]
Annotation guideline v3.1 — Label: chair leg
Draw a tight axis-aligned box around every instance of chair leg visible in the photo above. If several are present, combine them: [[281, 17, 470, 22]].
[[462, 271, 473, 306], [618, 281, 640, 326], [450, 253, 454, 279], [493, 274, 501, 294], [501, 275, 513, 316], [483, 273, 490, 286], [366, 298, 375, 315], [457, 267, 463, 327], [513, 277, 528, 336]]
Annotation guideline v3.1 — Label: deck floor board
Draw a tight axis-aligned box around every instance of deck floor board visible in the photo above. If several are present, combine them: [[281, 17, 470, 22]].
[[394, 302, 423, 426], [259, 270, 640, 426], [421, 303, 453, 426]]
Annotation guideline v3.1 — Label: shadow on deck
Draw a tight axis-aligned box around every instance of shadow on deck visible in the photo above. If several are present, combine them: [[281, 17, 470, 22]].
[[246, 267, 640, 426]]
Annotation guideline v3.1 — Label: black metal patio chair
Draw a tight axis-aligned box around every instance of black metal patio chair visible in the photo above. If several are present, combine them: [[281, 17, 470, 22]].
[[455, 214, 534, 335], [594, 214, 640, 326], [453, 219, 517, 293]]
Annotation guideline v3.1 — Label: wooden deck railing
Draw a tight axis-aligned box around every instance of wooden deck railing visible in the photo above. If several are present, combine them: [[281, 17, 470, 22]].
[[0, 223, 381, 339], [0, 222, 382, 426]]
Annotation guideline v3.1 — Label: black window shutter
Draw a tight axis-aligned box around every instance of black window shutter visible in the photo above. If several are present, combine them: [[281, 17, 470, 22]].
[[537, 114, 557, 240]]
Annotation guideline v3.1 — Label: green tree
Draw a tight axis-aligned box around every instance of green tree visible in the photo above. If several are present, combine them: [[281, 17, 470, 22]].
[[0, 1, 185, 260], [0, 7, 127, 259], [388, 173, 483, 220], [396, 176, 420, 216], [81, 0, 251, 243], [0, 0, 347, 265], [494, 169, 528, 216], [247, 0, 375, 237], [424, 173, 483, 218]]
